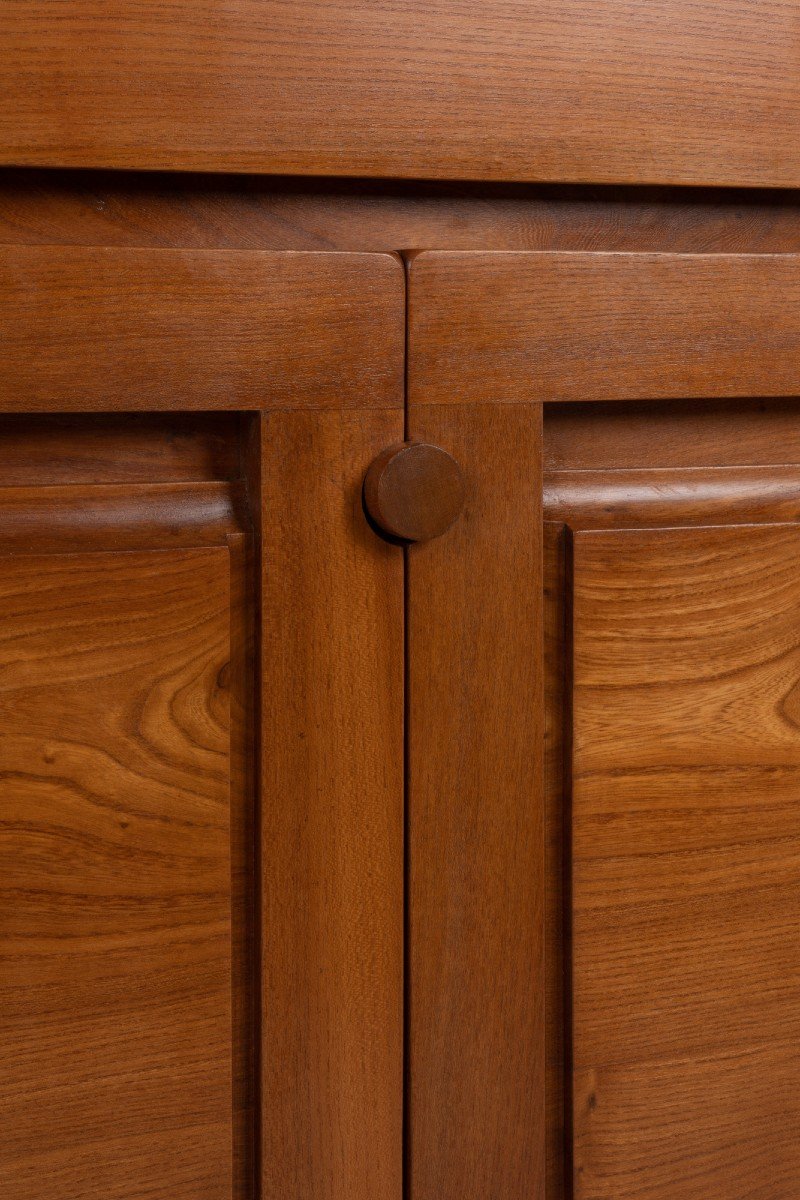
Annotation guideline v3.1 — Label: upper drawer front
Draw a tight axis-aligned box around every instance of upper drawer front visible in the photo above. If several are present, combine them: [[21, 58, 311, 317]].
[[1, 1, 797, 186]]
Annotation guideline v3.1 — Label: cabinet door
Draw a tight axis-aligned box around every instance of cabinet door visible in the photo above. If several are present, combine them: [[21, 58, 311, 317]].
[[0, 248, 405, 1200], [407, 250, 800, 1200]]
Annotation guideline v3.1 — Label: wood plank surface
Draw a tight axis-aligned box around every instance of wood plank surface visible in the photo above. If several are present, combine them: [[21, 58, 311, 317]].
[[545, 400, 800, 474], [0, 247, 403, 412], [2, 2, 799, 186], [257, 407, 404, 1200], [409, 252, 800, 405], [0, 414, 240, 484], [405, 400, 545, 1200], [571, 523, 800, 1199], [6, 174, 800, 259], [0, 546, 234, 1199]]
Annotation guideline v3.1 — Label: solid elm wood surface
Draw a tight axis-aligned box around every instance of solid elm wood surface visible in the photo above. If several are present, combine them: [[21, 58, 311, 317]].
[[405, 401, 545, 1200], [0, 418, 247, 547], [0, 417, 255, 1195], [0, 247, 406, 1199], [7, 176, 800, 258], [409, 251, 800, 405], [0, 545, 235, 1199], [0, 246, 403, 412], [0, 413, 241, 484], [571, 523, 800, 1199], [256, 407, 404, 1200], [0, 481, 243, 551], [2, 3, 799, 186], [546, 466, 800, 529], [5, 173, 800, 1200], [542, 400, 800, 1199], [544, 399, 800, 474]]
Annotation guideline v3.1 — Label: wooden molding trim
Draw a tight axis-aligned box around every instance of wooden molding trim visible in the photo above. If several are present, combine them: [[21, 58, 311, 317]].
[[545, 466, 800, 529]]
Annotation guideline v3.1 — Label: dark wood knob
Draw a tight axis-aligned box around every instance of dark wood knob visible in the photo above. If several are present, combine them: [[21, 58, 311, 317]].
[[364, 442, 465, 542]]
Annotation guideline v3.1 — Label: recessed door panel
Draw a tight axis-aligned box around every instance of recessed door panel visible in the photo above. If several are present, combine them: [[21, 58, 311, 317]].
[[571, 523, 800, 1199], [0, 544, 235, 1199]]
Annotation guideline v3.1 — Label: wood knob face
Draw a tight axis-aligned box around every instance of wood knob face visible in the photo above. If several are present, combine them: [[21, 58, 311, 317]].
[[364, 442, 466, 542]]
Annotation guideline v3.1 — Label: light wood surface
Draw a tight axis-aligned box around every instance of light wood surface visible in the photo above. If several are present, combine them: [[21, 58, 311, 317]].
[[409, 251, 800, 404], [571, 522, 800, 1199], [0, 545, 235, 1198], [405, 400, 545, 1200], [0, 246, 403, 412], [0, 249, 407, 1200], [257, 407, 405, 1200], [543, 399, 800, 1199], [2, 2, 799, 186]]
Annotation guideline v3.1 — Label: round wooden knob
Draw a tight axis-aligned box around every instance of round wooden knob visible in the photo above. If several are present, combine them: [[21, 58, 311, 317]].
[[364, 442, 465, 542]]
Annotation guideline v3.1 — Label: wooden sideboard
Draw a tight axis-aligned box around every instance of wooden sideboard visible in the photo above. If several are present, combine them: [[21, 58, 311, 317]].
[[2, 7, 800, 1199]]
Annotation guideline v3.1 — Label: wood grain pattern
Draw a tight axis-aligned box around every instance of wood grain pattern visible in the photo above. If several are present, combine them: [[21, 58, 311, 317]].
[[0, 482, 243, 550], [544, 521, 569, 1200], [0, 246, 403, 412], [406, 401, 545, 1200], [0, 546, 235, 1199], [6, 175, 800, 258], [2, 3, 799, 186], [546, 466, 800, 529], [544, 401, 800, 1198], [545, 399, 800, 474], [0, 414, 240, 484], [0, 258, 404, 1197], [543, 400, 800, 529], [409, 251, 800, 405], [571, 522, 800, 1199], [257, 407, 404, 1200]]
